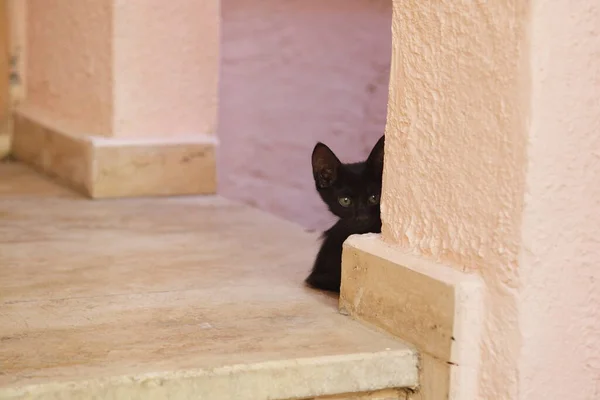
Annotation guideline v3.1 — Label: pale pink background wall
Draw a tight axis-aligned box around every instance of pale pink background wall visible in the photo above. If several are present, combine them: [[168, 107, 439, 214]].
[[217, 0, 392, 231]]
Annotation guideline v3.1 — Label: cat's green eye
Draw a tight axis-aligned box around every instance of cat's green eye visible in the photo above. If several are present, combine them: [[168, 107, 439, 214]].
[[368, 194, 380, 205], [338, 197, 352, 207]]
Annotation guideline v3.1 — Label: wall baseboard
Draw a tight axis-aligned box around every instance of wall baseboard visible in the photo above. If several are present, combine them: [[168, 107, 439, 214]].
[[340, 234, 485, 400], [11, 108, 217, 198]]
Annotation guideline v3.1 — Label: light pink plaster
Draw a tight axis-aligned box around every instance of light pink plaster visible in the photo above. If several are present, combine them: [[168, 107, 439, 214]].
[[518, 0, 600, 398], [23, 0, 219, 139], [25, 0, 113, 136], [217, 0, 392, 231], [112, 0, 219, 138]]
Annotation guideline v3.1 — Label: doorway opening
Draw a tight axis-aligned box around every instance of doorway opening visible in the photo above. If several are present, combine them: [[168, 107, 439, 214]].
[[217, 0, 393, 232]]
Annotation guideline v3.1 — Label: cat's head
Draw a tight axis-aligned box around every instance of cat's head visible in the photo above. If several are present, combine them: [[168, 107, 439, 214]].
[[311, 135, 385, 229]]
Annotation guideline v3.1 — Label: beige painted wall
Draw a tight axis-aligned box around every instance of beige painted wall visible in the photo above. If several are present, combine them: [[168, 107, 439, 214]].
[[1, 0, 26, 158], [1, 0, 9, 135], [0, 1, 9, 124], [382, 0, 599, 398], [6, 0, 25, 105], [23, 0, 218, 139]]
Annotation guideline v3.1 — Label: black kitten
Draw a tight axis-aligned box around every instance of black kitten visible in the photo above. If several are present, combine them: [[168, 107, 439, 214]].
[[305, 135, 385, 293]]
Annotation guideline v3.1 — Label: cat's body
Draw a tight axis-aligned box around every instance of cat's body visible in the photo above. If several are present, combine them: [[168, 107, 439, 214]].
[[305, 136, 385, 293]]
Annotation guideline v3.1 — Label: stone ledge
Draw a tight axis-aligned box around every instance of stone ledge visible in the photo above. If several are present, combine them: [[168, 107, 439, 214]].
[[11, 108, 216, 198], [340, 234, 485, 400], [1, 351, 418, 400], [311, 388, 409, 399]]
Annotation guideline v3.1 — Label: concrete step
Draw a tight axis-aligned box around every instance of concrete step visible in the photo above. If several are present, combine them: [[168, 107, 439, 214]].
[[0, 164, 418, 400]]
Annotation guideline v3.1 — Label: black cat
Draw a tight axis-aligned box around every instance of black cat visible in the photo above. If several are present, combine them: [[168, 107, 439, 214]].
[[305, 135, 385, 293]]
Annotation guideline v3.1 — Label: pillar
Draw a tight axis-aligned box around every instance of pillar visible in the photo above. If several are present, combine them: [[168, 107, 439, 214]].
[[381, 0, 528, 397], [341, 0, 599, 398], [11, 0, 219, 198], [518, 0, 600, 398]]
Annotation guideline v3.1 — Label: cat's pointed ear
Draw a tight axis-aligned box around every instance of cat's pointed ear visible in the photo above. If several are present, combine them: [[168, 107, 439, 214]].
[[312, 142, 341, 188], [366, 135, 385, 176]]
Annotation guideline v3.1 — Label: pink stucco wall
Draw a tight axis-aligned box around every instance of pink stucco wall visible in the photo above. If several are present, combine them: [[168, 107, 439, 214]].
[[217, 0, 392, 231], [382, 1, 528, 395], [26, 0, 113, 136], [112, 0, 219, 138], [382, 0, 599, 398], [23, 0, 219, 139]]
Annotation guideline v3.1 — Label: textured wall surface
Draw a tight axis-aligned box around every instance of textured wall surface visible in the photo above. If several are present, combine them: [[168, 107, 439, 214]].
[[518, 0, 600, 398], [218, 0, 392, 231], [382, 1, 529, 397], [24, 0, 219, 139], [113, 0, 219, 138], [383, 0, 600, 397], [26, 0, 113, 136]]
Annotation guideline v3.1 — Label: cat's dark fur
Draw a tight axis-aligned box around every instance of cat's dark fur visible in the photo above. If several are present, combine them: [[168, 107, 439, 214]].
[[305, 135, 385, 293]]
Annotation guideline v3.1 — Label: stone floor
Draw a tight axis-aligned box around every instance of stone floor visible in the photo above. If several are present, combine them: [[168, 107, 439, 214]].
[[0, 163, 417, 400]]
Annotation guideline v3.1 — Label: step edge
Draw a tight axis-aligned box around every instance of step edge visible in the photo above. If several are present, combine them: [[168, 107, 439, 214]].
[[1, 349, 419, 400]]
